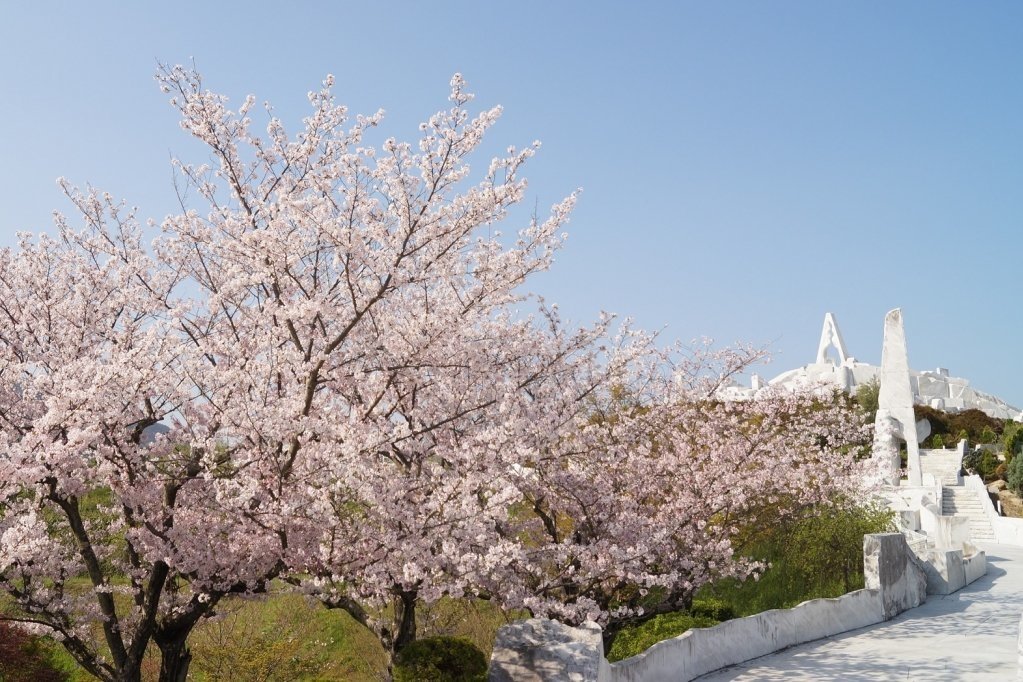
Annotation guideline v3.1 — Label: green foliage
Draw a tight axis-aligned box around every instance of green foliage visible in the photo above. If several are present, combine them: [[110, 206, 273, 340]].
[[392, 637, 488, 681], [930, 434, 945, 448], [966, 450, 1004, 482], [776, 503, 895, 595], [703, 501, 895, 617], [688, 597, 735, 622], [1008, 452, 1023, 495], [606, 613, 718, 662], [1004, 422, 1023, 460], [187, 593, 388, 682], [950, 409, 1002, 443], [962, 449, 979, 476], [415, 596, 517, 660], [854, 378, 880, 422], [915, 405, 950, 447], [915, 405, 1014, 449]]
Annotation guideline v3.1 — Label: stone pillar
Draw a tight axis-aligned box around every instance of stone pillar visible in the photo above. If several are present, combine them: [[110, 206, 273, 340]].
[[874, 308, 921, 486]]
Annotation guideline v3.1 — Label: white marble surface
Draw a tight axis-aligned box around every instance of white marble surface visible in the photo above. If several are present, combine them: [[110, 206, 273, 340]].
[[696, 543, 1023, 681]]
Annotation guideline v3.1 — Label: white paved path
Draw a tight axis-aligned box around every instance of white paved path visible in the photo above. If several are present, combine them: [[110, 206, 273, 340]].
[[697, 544, 1023, 681]]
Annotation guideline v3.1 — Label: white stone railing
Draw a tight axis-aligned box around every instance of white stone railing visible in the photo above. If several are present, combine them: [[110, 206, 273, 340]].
[[489, 533, 936, 682], [919, 494, 970, 549], [902, 528, 930, 555], [964, 474, 1023, 546]]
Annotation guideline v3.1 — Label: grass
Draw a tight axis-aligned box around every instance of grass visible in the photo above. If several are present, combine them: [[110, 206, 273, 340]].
[[7, 591, 516, 681]]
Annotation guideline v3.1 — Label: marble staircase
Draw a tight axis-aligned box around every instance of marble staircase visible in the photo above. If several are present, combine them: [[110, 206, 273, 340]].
[[942, 486, 995, 542], [920, 448, 962, 486]]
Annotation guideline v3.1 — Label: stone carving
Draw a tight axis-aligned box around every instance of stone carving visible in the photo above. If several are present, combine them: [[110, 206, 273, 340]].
[[816, 312, 849, 365], [874, 309, 922, 486]]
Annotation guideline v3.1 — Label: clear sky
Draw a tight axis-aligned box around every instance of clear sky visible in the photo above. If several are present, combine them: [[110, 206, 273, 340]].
[[2, 2, 1022, 406]]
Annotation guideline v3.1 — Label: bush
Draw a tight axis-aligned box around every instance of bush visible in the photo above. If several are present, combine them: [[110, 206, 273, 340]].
[[1004, 423, 1023, 460], [930, 434, 945, 448], [1008, 453, 1023, 495], [979, 450, 1001, 481], [701, 500, 895, 618], [963, 449, 989, 477], [606, 613, 718, 662], [393, 636, 488, 681], [781, 503, 895, 595], [854, 378, 880, 421], [689, 597, 735, 622]]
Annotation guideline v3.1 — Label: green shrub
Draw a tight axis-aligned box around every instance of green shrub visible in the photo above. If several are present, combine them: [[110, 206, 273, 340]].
[[606, 613, 718, 662], [854, 378, 880, 421], [1008, 453, 1023, 495], [979, 450, 1000, 481], [963, 449, 982, 475], [781, 503, 894, 595], [393, 636, 488, 681], [689, 597, 735, 622], [700, 500, 894, 618], [930, 434, 945, 448]]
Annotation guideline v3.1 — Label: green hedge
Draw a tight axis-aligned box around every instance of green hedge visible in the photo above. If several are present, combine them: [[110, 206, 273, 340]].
[[393, 636, 488, 681], [606, 613, 718, 662]]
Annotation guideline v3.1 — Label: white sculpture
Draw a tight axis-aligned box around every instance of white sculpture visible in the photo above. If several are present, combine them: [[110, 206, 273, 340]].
[[816, 312, 849, 366], [874, 308, 922, 486]]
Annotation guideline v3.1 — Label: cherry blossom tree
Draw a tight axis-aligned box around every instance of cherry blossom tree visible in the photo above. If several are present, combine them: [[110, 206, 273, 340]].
[[0, 64, 877, 682], [0, 66, 638, 677], [474, 349, 875, 637]]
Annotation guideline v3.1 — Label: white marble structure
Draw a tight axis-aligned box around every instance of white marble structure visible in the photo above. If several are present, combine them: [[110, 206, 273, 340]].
[[717, 313, 1021, 421], [874, 309, 922, 486]]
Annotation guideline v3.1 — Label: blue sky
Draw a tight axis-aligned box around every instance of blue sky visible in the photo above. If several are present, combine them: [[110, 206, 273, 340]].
[[3, 2, 1022, 406]]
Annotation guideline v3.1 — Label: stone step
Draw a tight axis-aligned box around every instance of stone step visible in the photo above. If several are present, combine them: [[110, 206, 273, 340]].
[[937, 485, 995, 542]]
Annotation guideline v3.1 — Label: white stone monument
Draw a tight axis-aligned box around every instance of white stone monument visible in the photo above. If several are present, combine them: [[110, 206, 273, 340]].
[[816, 312, 849, 366], [873, 308, 922, 486]]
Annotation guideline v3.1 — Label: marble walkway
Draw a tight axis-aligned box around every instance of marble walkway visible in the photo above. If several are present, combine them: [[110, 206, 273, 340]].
[[697, 543, 1023, 681]]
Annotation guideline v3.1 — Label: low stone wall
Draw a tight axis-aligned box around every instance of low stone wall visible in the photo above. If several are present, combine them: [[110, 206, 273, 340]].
[[489, 533, 931, 681], [919, 497, 970, 549], [606, 589, 881, 682]]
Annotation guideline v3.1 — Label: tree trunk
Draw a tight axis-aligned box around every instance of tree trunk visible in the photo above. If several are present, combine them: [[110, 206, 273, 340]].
[[392, 588, 418, 654], [155, 629, 192, 682]]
